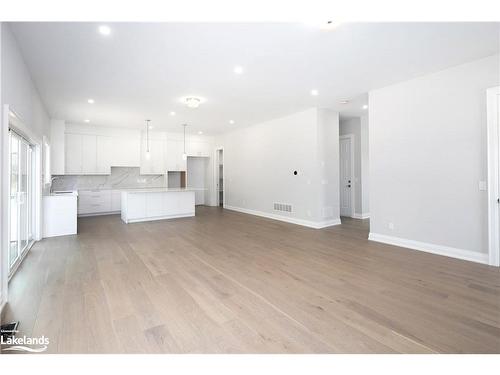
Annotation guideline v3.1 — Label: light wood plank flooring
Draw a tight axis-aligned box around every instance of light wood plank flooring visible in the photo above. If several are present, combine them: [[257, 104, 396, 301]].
[[2, 206, 499, 353]]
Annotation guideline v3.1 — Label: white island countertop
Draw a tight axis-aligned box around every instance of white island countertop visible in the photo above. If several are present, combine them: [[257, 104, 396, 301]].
[[121, 187, 202, 194], [121, 188, 195, 223]]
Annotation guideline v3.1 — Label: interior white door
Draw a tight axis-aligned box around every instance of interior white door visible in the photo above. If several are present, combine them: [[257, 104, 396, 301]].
[[339, 136, 353, 217]]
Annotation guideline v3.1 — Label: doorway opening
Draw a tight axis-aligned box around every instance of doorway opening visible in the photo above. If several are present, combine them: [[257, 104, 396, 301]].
[[216, 148, 224, 207], [487, 86, 500, 267], [339, 134, 355, 218], [8, 130, 36, 276]]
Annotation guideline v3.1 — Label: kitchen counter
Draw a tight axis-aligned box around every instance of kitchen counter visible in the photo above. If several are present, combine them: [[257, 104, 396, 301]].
[[121, 189, 195, 224]]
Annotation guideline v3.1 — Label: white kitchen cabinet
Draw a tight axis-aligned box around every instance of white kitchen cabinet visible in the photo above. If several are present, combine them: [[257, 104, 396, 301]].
[[111, 190, 121, 211], [187, 140, 211, 157], [121, 189, 195, 223], [141, 138, 166, 175], [50, 120, 65, 175], [82, 135, 97, 174], [96, 136, 112, 174], [65, 133, 83, 174], [112, 137, 141, 167], [78, 189, 112, 215], [166, 139, 187, 171]]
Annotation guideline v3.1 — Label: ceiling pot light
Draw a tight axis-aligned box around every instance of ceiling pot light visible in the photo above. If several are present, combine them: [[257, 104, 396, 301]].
[[229, 120, 235, 125], [170, 111, 176, 116], [362, 105, 368, 110], [87, 99, 95, 104], [98, 25, 111, 36], [198, 131, 203, 135], [84, 119, 90, 123], [233, 65, 244, 74], [310, 89, 319, 96]]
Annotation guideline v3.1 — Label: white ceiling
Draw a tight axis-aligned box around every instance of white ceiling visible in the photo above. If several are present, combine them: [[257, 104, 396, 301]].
[[10, 22, 499, 134]]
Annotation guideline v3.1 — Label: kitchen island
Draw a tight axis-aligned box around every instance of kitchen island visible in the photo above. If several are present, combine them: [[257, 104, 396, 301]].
[[121, 188, 195, 223]]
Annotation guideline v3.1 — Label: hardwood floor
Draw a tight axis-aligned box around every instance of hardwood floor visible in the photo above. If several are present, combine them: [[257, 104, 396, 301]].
[[2, 206, 499, 353]]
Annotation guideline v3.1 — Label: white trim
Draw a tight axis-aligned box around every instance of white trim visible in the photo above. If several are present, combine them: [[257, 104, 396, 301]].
[[368, 232, 489, 265], [352, 213, 370, 219], [487, 86, 500, 267], [225, 205, 341, 229], [214, 146, 224, 207], [339, 134, 355, 218], [122, 212, 194, 224]]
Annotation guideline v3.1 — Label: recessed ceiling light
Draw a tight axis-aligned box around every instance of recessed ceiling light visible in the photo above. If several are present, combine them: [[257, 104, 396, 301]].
[[233, 65, 244, 74], [148, 125, 153, 130], [84, 119, 90, 123], [362, 104, 368, 110], [229, 120, 235, 125], [98, 25, 111, 36], [169, 111, 176, 116], [310, 89, 319, 96], [340, 100, 349, 104], [198, 131, 203, 135], [87, 99, 95, 104]]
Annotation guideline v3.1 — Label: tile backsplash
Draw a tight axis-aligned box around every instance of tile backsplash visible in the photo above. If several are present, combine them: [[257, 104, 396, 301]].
[[52, 167, 167, 190]]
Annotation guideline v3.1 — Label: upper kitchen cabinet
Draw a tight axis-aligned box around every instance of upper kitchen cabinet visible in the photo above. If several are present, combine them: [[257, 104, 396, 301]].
[[65, 133, 83, 174], [187, 140, 211, 157], [110, 137, 141, 167], [96, 136, 112, 174], [140, 137, 166, 175], [166, 139, 187, 171], [50, 119, 66, 175], [82, 134, 97, 174]]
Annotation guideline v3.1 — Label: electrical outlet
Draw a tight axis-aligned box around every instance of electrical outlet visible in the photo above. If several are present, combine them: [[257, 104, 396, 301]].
[[388, 222, 394, 230], [478, 181, 487, 191]]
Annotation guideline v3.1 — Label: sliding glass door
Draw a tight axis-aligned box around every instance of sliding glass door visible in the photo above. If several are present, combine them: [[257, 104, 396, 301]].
[[9, 130, 35, 274]]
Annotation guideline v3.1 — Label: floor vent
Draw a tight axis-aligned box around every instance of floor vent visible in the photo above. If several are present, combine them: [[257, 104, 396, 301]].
[[273, 203, 292, 213]]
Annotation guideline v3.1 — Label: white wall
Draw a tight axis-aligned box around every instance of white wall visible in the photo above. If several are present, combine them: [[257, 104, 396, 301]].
[[218, 108, 340, 228], [1, 23, 51, 313], [369, 54, 499, 263], [339, 116, 370, 217]]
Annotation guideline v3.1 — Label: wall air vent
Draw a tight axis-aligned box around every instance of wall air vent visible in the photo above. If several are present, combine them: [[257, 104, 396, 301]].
[[273, 203, 292, 213]]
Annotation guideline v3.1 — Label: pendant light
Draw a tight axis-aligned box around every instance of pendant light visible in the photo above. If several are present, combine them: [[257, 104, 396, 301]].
[[182, 124, 187, 161], [145, 119, 151, 160]]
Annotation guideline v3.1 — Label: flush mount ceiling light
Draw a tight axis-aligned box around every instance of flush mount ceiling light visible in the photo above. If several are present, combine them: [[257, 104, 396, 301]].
[[180, 96, 205, 109], [362, 104, 368, 110], [98, 25, 111, 36], [87, 98, 95, 104], [310, 89, 319, 96], [169, 111, 176, 116], [233, 65, 244, 74], [228, 120, 235, 125], [340, 100, 349, 104]]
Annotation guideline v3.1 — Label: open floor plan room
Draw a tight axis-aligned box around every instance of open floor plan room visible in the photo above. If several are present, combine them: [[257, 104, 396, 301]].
[[0, 18, 499, 359]]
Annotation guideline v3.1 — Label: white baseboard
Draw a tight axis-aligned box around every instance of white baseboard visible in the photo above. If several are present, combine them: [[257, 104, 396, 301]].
[[352, 213, 370, 219], [368, 232, 489, 265], [224, 205, 341, 229]]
